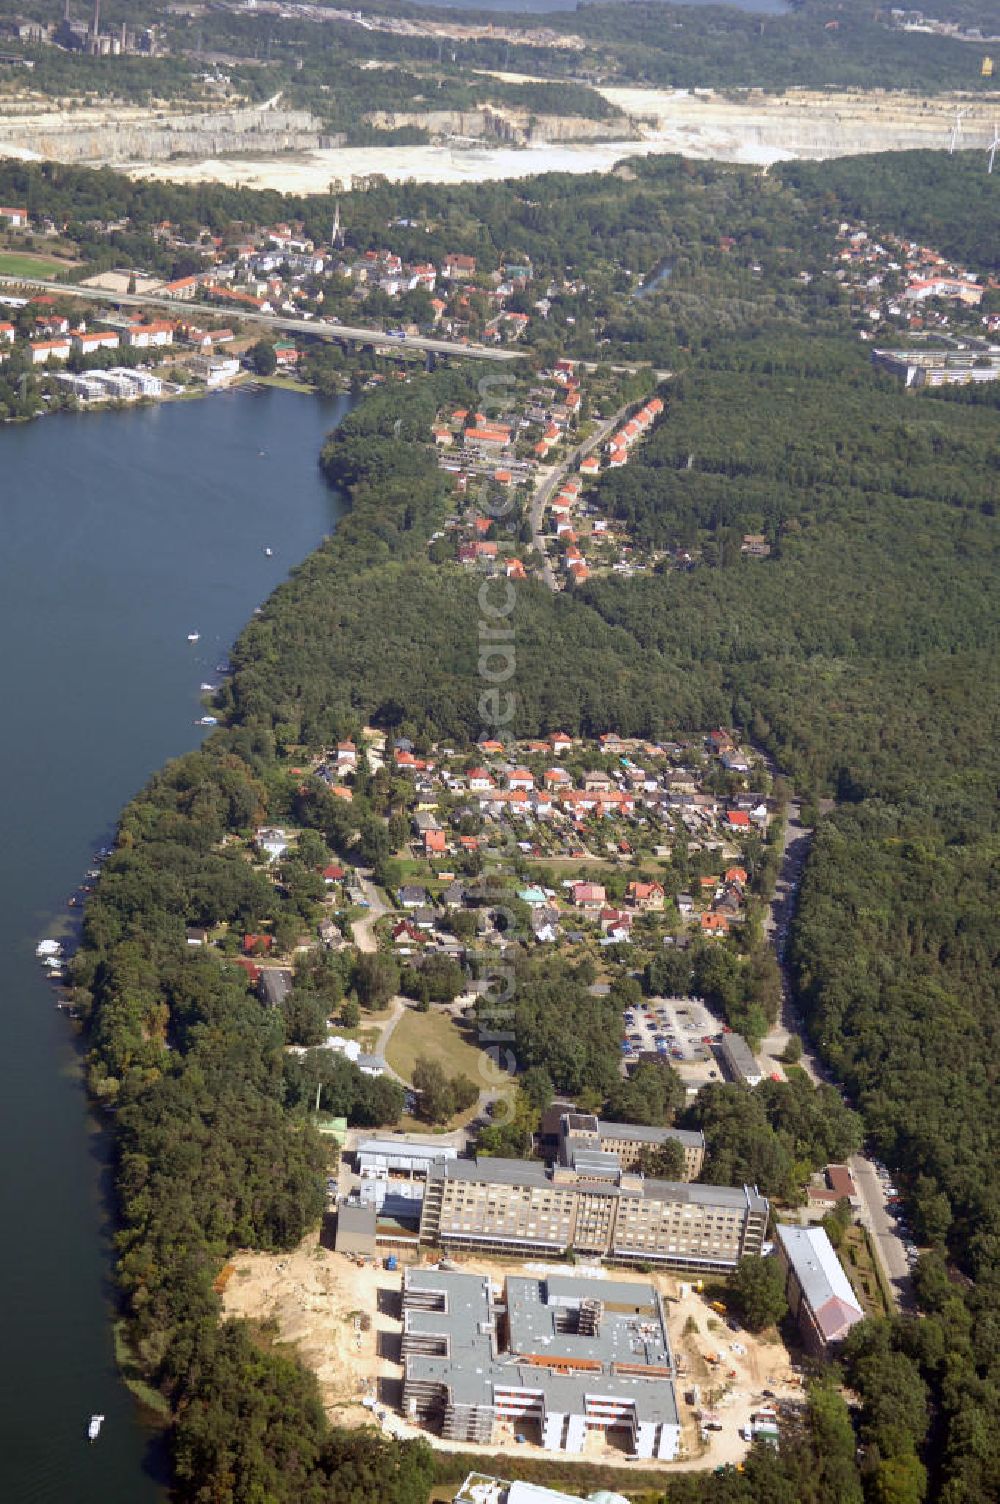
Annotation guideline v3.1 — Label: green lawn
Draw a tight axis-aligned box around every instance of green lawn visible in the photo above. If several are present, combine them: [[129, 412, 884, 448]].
[[0, 251, 69, 278], [385, 1006, 489, 1088], [841, 1225, 893, 1319]]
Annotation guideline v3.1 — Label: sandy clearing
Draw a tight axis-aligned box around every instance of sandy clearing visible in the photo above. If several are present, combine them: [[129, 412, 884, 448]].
[[222, 1234, 802, 1470]]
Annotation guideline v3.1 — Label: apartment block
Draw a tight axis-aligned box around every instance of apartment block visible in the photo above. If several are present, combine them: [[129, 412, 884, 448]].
[[401, 1267, 681, 1460], [558, 1111, 706, 1181], [419, 1157, 768, 1273]]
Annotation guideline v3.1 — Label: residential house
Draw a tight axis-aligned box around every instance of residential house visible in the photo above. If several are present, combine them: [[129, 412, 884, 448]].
[[30, 338, 71, 364], [72, 330, 119, 355], [628, 881, 665, 912], [398, 885, 430, 909], [571, 881, 606, 908]]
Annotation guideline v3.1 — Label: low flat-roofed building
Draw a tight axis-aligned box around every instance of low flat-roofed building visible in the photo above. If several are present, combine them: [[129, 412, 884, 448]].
[[775, 1224, 864, 1355], [419, 1156, 767, 1272], [335, 1201, 377, 1258], [454, 1476, 605, 1504], [402, 1267, 680, 1459], [357, 1135, 458, 1176], [720, 1032, 763, 1088]]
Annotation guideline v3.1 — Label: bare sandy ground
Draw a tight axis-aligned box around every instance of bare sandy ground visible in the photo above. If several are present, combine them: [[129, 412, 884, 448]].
[[108, 85, 998, 191], [221, 1236, 801, 1471], [2, 84, 997, 190]]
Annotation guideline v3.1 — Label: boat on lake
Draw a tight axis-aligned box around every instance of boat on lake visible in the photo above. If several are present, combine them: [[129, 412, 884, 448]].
[[187, 631, 200, 643], [87, 1414, 104, 1442]]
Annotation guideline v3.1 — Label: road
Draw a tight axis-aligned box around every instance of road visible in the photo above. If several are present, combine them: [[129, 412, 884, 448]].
[[350, 870, 391, 954], [757, 785, 910, 1309], [759, 793, 818, 1084], [528, 396, 642, 589], [0, 275, 525, 364], [849, 1154, 913, 1307]]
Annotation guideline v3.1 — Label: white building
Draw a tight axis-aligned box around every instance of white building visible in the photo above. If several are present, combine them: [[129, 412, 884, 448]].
[[55, 372, 108, 401], [125, 321, 174, 349], [73, 330, 120, 355], [191, 354, 241, 388], [775, 1224, 865, 1355], [30, 339, 71, 365], [356, 1136, 457, 1176]]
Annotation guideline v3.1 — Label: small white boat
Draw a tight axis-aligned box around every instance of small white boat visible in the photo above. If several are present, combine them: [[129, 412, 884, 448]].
[[263, 547, 273, 557], [199, 682, 217, 693], [88, 1414, 104, 1442], [197, 716, 218, 726], [36, 939, 62, 958], [187, 632, 200, 643]]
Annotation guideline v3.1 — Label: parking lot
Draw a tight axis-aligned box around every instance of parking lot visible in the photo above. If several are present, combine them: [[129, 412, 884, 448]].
[[622, 995, 721, 1069], [870, 1156, 920, 1270]]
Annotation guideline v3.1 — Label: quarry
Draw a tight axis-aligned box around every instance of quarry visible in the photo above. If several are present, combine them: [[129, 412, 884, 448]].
[[0, 84, 997, 188]]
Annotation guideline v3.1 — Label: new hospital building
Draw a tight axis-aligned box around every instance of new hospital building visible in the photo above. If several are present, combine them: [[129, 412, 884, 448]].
[[402, 1267, 682, 1460]]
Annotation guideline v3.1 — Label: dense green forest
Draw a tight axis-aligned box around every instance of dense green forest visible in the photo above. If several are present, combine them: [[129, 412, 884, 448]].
[[151, 0, 1000, 96]]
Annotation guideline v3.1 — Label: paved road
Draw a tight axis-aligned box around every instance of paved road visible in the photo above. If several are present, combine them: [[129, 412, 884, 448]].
[[850, 1154, 913, 1307], [757, 783, 910, 1309], [0, 275, 525, 364], [527, 397, 641, 589], [350, 869, 390, 954], [759, 794, 819, 1083]]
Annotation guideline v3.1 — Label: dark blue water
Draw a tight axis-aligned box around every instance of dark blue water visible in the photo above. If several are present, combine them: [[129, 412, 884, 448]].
[[0, 386, 350, 1503]]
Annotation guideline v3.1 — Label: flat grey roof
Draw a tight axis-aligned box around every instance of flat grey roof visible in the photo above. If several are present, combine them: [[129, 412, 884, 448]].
[[337, 1203, 376, 1237], [505, 1274, 671, 1372], [598, 1119, 706, 1148], [403, 1269, 679, 1428], [721, 1032, 760, 1077], [568, 1147, 622, 1176], [429, 1157, 765, 1214]]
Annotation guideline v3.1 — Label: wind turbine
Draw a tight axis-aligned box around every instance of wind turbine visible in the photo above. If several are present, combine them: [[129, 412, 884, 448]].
[[988, 121, 1000, 174], [949, 107, 969, 154]]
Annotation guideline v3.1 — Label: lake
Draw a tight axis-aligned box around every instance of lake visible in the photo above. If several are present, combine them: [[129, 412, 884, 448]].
[[0, 386, 350, 1502]]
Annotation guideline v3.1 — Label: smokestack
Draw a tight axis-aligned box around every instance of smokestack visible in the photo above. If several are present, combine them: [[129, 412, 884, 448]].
[[91, 0, 99, 40], [64, 0, 70, 23]]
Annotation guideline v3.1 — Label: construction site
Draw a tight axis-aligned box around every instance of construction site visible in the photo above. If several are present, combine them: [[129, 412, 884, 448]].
[[220, 1234, 800, 1474]]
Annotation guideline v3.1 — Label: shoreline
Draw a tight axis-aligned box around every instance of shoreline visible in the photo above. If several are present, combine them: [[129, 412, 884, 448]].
[[3, 371, 325, 425]]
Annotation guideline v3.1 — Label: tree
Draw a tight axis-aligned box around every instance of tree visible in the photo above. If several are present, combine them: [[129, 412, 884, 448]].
[[729, 1254, 788, 1331], [782, 1033, 803, 1065], [352, 952, 399, 1010], [638, 1137, 687, 1180], [872, 1455, 928, 1504], [248, 339, 277, 376]]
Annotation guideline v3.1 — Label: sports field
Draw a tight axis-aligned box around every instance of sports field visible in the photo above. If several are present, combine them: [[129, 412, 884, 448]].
[[0, 251, 67, 279]]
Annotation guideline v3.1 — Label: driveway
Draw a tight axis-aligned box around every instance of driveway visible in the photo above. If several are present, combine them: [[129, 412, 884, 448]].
[[351, 870, 390, 954]]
